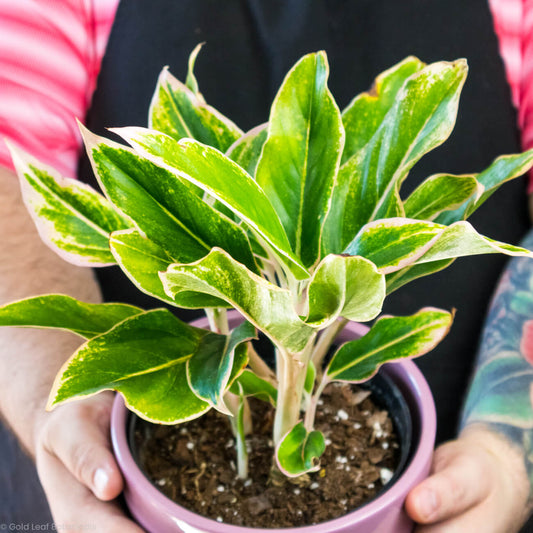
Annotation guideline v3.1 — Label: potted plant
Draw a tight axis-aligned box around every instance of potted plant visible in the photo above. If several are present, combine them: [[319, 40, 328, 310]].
[[2, 47, 533, 532]]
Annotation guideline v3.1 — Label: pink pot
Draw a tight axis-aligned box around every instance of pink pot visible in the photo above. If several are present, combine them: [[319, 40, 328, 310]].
[[111, 314, 436, 533]]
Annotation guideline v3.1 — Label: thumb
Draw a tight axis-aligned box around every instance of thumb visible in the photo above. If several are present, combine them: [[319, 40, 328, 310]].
[[405, 440, 490, 524], [38, 393, 123, 501]]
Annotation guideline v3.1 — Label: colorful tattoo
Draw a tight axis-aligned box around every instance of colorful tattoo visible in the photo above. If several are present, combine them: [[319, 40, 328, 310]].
[[462, 227, 533, 489]]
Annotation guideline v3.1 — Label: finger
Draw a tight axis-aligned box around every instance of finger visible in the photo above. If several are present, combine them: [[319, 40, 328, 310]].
[[405, 444, 490, 524], [36, 445, 144, 533], [40, 394, 123, 501], [413, 497, 525, 533]]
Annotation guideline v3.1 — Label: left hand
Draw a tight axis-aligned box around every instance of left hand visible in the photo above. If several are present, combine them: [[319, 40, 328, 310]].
[[405, 425, 531, 532]]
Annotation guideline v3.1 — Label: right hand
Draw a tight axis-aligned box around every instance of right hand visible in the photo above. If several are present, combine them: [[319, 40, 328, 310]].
[[34, 392, 144, 533]]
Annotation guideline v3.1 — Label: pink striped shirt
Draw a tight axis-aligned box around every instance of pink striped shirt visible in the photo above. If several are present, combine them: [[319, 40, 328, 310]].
[[0, 0, 118, 178], [0, 0, 532, 188]]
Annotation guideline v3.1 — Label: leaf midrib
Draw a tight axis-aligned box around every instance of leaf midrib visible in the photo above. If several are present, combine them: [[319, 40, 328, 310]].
[[165, 81, 195, 139], [27, 171, 111, 241], [99, 153, 219, 257], [355, 73, 458, 227], [295, 63, 316, 257]]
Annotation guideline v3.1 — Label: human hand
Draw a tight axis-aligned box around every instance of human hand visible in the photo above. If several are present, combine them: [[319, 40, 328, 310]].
[[405, 425, 531, 533], [34, 391, 144, 533]]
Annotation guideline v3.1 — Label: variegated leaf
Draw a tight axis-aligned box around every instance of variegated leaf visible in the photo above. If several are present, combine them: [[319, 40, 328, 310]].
[[83, 129, 258, 273], [437, 150, 533, 224], [388, 162, 532, 286], [404, 174, 481, 221], [9, 143, 129, 266], [342, 56, 425, 163], [323, 60, 468, 255], [188, 320, 255, 411], [276, 422, 325, 477], [326, 308, 453, 382], [114, 128, 309, 280], [306, 255, 385, 327], [346, 218, 533, 274], [49, 309, 213, 424], [149, 64, 242, 152], [255, 51, 344, 267], [185, 43, 202, 94], [160, 248, 315, 353], [0, 295, 141, 338], [110, 229, 228, 308], [226, 123, 268, 178], [230, 369, 277, 405]]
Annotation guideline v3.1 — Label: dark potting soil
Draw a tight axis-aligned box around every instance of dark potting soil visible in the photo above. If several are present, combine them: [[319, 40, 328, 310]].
[[134, 382, 400, 528]]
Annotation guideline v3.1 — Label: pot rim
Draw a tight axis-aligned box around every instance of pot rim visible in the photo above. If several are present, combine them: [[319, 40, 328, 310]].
[[111, 318, 436, 532]]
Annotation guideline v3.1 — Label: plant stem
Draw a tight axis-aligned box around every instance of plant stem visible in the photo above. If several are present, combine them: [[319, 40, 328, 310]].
[[206, 311, 249, 476], [303, 375, 329, 431], [272, 342, 311, 445], [311, 318, 348, 378], [259, 257, 277, 285], [225, 391, 251, 479], [205, 308, 229, 334]]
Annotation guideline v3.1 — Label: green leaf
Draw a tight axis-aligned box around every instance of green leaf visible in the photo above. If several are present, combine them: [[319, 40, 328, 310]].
[[110, 229, 228, 308], [276, 422, 325, 477], [323, 60, 468, 254], [306, 254, 385, 327], [185, 43, 203, 94], [188, 320, 256, 410], [230, 369, 277, 405], [346, 218, 533, 275], [8, 143, 129, 266], [326, 308, 453, 382], [304, 361, 316, 395], [161, 248, 315, 353], [227, 344, 251, 388], [114, 128, 309, 280], [83, 130, 258, 273], [404, 174, 481, 221], [437, 150, 533, 224], [0, 295, 142, 338], [462, 354, 533, 429], [255, 51, 344, 267], [149, 66, 242, 153], [49, 309, 212, 424], [341, 56, 425, 163], [226, 123, 268, 178]]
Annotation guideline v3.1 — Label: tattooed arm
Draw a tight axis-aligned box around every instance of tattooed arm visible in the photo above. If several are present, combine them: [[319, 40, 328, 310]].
[[461, 229, 533, 472], [405, 229, 533, 532]]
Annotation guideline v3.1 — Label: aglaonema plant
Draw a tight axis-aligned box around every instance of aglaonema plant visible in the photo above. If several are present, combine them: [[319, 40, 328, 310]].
[[3, 45, 533, 481]]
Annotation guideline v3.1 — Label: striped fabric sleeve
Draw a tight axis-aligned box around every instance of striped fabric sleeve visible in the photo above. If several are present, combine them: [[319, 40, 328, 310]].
[[0, 0, 118, 178], [520, 0, 533, 192], [489, 0, 523, 109], [491, 0, 533, 192]]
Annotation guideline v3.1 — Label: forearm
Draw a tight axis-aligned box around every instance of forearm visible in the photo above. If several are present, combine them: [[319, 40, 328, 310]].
[[461, 226, 533, 496], [0, 165, 102, 456]]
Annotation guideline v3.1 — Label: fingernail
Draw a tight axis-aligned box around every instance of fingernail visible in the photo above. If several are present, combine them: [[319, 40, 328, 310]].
[[419, 488, 438, 519], [93, 467, 110, 497]]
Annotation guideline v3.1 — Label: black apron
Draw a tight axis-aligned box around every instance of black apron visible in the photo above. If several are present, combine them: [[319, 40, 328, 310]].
[[79, 0, 529, 443]]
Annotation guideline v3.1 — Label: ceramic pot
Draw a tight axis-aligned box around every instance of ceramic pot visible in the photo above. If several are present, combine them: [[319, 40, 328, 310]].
[[110, 313, 436, 533]]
